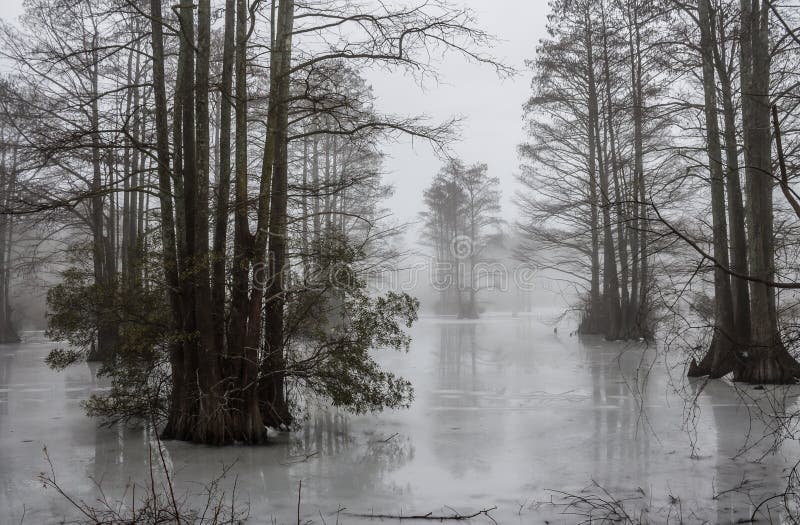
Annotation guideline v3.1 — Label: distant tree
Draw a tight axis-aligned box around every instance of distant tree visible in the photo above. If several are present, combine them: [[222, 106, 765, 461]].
[[421, 159, 500, 318]]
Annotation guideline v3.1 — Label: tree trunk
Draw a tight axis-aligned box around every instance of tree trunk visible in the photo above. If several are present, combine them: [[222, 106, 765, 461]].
[[260, 0, 295, 427], [0, 142, 19, 343], [88, 42, 116, 362], [688, 0, 737, 379], [600, 0, 630, 337], [211, 0, 235, 353], [734, 0, 799, 383], [150, 0, 185, 439], [587, 14, 622, 340], [714, 12, 752, 348], [580, 9, 603, 335]]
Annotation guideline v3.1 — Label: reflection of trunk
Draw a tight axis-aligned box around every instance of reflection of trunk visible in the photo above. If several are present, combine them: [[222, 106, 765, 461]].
[[715, 16, 751, 347], [688, 0, 737, 378], [735, 0, 799, 383], [261, 0, 295, 427]]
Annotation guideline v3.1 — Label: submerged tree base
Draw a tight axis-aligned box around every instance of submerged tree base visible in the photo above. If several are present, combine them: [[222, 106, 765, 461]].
[[688, 332, 738, 379], [733, 346, 800, 384], [0, 328, 20, 344], [689, 335, 800, 385], [578, 306, 652, 342]]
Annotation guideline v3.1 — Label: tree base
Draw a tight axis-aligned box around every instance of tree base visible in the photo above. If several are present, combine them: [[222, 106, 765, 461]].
[[578, 309, 606, 335], [0, 333, 20, 344], [732, 347, 800, 384], [0, 321, 21, 344], [690, 333, 800, 385], [687, 332, 737, 379]]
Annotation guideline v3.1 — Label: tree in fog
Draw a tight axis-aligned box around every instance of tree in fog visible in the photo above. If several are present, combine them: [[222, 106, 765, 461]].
[[733, 0, 800, 382], [656, 0, 800, 383], [0, 80, 22, 343], [421, 159, 500, 318], [518, 0, 669, 341], [0, 0, 506, 444]]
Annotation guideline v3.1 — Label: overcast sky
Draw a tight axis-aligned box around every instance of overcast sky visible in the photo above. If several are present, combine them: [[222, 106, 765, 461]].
[[0, 0, 551, 230], [363, 2, 550, 229]]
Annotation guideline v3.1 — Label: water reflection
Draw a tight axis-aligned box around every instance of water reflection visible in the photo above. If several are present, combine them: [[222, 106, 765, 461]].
[[1, 321, 800, 523], [0, 344, 11, 415], [697, 380, 799, 523], [582, 339, 652, 482]]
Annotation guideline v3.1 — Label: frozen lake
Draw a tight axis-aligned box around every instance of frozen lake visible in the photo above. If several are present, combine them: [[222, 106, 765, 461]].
[[1, 312, 799, 523]]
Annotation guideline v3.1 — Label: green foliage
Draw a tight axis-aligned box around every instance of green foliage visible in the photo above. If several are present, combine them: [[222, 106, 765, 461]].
[[287, 234, 418, 414], [46, 265, 172, 425], [46, 267, 106, 350], [46, 266, 169, 360], [44, 347, 83, 370], [47, 234, 420, 426], [83, 356, 170, 426]]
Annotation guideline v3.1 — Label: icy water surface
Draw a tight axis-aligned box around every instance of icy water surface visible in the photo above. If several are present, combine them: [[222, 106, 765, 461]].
[[1, 313, 799, 523]]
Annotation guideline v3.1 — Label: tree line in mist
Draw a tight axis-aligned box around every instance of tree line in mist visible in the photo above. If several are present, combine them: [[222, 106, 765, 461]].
[[1, 0, 800, 449], [0, 0, 507, 445], [517, 0, 800, 383]]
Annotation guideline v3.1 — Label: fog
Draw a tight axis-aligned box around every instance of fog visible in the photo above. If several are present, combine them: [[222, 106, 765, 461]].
[[3, 321, 797, 523], [1, 0, 800, 523]]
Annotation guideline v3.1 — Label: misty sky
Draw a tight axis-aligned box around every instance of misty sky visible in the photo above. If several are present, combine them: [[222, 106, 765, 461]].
[[0, 0, 551, 230], [363, 2, 550, 229]]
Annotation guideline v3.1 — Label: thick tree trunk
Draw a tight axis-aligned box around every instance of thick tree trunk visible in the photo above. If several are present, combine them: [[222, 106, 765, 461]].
[[88, 43, 117, 362], [211, 0, 235, 353], [228, 0, 251, 365], [194, 0, 227, 443], [600, 0, 630, 337], [149, 0, 185, 439], [260, 0, 295, 427], [586, 16, 622, 340], [714, 14, 752, 348], [628, 3, 649, 339], [153, 0, 265, 444], [734, 0, 799, 383], [579, 11, 603, 335], [688, 0, 738, 379], [0, 143, 19, 344]]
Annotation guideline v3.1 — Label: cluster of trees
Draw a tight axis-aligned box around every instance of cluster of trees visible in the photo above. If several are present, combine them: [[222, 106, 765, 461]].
[[0, 0, 503, 444], [518, 0, 660, 341], [421, 159, 501, 318], [519, 0, 800, 383]]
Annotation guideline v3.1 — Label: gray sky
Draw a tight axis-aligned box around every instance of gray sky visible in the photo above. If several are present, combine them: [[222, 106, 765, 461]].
[[366, 1, 549, 228], [0, 0, 551, 228]]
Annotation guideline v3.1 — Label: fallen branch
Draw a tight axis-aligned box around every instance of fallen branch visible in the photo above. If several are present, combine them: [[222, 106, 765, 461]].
[[346, 505, 498, 522]]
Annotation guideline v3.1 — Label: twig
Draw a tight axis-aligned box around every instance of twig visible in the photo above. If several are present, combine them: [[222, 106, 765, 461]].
[[297, 480, 302, 525], [380, 432, 399, 443], [346, 505, 498, 521]]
